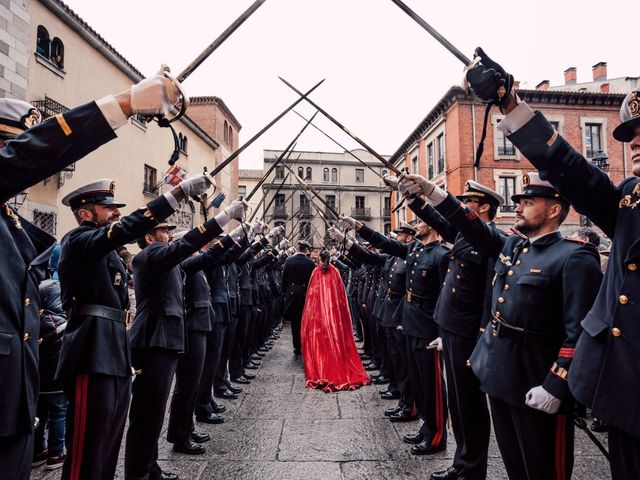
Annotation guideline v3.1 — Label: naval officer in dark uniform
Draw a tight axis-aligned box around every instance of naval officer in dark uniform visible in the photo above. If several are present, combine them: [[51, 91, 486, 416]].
[[281, 240, 316, 357], [465, 48, 640, 479], [403, 171, 602, 480]]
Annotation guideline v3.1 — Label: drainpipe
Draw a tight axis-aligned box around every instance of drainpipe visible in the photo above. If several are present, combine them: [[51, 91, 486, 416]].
[[472, 102, 478, 181]]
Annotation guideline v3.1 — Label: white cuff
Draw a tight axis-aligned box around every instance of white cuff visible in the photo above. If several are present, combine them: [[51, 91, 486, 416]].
[[498, 99, 535, 135], [214, 211, 231, 228], [163, 192, 180, 210], [96, 95, 129, 130], [429, 186, 448, 206]]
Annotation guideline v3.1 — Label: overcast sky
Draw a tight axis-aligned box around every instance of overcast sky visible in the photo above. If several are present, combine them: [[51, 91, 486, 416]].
[[63, 0, 637, 170]]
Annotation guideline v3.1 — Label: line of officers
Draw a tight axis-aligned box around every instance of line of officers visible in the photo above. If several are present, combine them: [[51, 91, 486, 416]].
[[0, 73, 293, 480]]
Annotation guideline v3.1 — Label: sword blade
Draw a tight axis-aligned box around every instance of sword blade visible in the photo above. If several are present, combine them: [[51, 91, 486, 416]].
[[177, 0, 268, 82], [389, 0, 471, 65]]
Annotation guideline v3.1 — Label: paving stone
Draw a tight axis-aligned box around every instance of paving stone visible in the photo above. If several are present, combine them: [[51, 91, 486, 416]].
[[235, 390, 340, 420], [200, 460, 342, 480]]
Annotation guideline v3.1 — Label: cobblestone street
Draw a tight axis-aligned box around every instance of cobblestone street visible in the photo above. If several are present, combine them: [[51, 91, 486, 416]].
[[32, 328, 611, 479]]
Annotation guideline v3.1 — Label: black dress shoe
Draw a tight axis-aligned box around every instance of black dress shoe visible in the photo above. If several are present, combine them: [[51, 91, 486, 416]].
[[232, 376, 250, 384], [403, 432, 424, 444], [591, 418, 609, 432], [411, 440, 446, 455], [372, 375, 390, 385], [226, 384, 243, 394], [360, 354, 371, 361], [213, 404, 226, 414], [191, 431, 210, 443], [245, 362, 260, 370], [173, 439, 205, 455], [214, 389, 238, 400], [258, 347, 269, 353], [384, 406, 402, 417], [380, 390, 401, 400], [251, 353, 264, 360], [364, 363, 379, 371], [243, 372, 256, 380], [389, 411, 418, 422], [160, 471, 179, 480], [196, 413, 224, 424], [430, 466, 461, 480]]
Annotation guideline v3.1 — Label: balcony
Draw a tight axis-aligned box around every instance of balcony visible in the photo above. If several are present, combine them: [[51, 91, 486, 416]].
[[498, 146, 516, 156], [273, 206, 288, 219], [383, 208, 391, 219], [351, 207, 372, 220], [300, 205, 313, 218]]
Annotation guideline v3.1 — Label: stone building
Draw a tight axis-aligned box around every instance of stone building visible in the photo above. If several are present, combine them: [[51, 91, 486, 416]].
[[238, 168, 264, 217], [262, 148, 391, 247]]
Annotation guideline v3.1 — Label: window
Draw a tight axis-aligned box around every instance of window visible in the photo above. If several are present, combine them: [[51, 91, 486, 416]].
[[300, 194, 310, 208], [36, 26, 50, 57], [298, 166, 304, 178], [178, 133, 188, 153], [331, 168, 338, 182], [384, 223, 391, 236], [275, 193, 285, 207], [437, 134, 446, 173], [238, 185, 247, 197], [384, 196, 391, 217], [494, 120, 516, 157], [32, 210, 56, 235], [427, 143, 434, 179], [355, 196, 365, 209], [355, 168, 364, 182], [306, 167, 312, 180], [275, 165, 285, 179], [223, 120, 229, 144], [323, 168, 330, 182], [228, 125, 233, 148], [143, 164, 157, 194], [326, 195, 336, 209], [412, 155, 418, 174], [498, 176, 516, 212], [50, 37, 64, 69], [584, 123, 602, 158], [300, 222, 311, 242]]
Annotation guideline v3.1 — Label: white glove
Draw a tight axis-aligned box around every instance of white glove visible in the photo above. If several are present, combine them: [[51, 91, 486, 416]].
[[249, 220, 263, 237], [525, 385, 561, 414], [266, 225, 285, 240], [428, 337, 443, 352], [228, 224, 245, 243], [130, 65, 182, 117], [286, 246, 297, 256], [338, 215, 357, 230], [224, 199, 248, 220], [402, 174, 436, 197], [179, 174, 213, 198], [383, 175, 400, 191], [328, 226, 345, 242], [279, 239, 290, 250]]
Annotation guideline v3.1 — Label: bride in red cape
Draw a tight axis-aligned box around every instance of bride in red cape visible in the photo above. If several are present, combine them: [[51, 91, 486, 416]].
[[301, 252, 371, 392]]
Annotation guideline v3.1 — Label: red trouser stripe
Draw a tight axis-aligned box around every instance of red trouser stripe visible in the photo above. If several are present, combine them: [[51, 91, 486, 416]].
[[70, 374, 89, 480], [555, 415, 567, 480], [431, 349, 444, 447]]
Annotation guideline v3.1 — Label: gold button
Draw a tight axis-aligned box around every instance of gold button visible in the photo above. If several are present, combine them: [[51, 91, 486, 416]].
[[456, 275, 461, 279], [508, 270, 514, 277], [619, 295, 629, 305], [515, 260, 521, 266], [452, 288, 456, 293], [628, 263, 637, 271], [24, 298, 30, 306], [495, 311, 501, 318], [461, 264, 465, 267], [498, 297, 505, 304], [23, 332, 29, 341], [465, 360, 471, 367], [612, 327, 622, 337], [451, 256, 455, 260], [447, 268, 451, 273], [523, 248, 529, 253], [504, 284, 509, 290]]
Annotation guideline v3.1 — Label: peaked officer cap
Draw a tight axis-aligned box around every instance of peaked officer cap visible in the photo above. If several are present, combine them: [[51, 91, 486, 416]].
[[393, 220, 416, 236], [297, 240, 312, 249], [62, 179, 127, 210], [511, 172, 567, 203], [456, 180, 504, 207], [0, 98, 42, 138], [613, 88, 640, 142]]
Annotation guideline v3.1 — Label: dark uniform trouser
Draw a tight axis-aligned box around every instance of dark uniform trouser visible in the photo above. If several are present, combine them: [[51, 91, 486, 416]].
[[61, 374, 131, 480], [125, 348, 179, 480], [0, 431, 33, 480], [489, 397, 574, 480], [441, 332, 490, 479], [407, 335, 448, 447], [608, 426, 640, 480], [383, 326, 403, 397], [214, 311, 237, 391], [284, 286, 306, 355], [230, 307, 249, 379], [167, 330, 207, 444], [196, 322, 227, 416]]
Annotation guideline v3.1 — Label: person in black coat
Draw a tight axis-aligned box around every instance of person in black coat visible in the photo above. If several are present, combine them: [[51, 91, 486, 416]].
[[0, 71, 183, 479], [281, 240, 316, 357], [403, 172, 602, 480], [124, 200, 246, 480], [466, 51, 640, 479]]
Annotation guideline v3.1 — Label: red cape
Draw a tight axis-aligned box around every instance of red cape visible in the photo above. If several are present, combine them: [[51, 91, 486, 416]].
[[301, 264, 371, 392]]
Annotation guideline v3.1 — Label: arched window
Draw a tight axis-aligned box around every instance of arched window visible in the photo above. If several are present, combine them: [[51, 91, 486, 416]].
[[298, 166, 304, 178], [228, 125, 233, 147], [331, 168, 338, 182], [306, 167, 312, 181], [36, 26, 50, 57], [50, 37, 64, 68], [323, 168, 329, 182], [178, 133, 188, 153], [223, 120, 229, 144]]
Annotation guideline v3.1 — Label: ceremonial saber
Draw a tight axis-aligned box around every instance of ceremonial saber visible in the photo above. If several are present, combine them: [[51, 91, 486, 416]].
[[388, 0, 471, 66], [282, 163, 341, 218], [209, 79, 324, 178], [292, 111, 384, 179], [278, 77, 402, 175], [245, 111, 318, 203], [177, 0, 268, 82]]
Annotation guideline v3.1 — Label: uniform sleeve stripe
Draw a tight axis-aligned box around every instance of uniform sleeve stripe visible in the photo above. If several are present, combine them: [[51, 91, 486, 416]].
[[55, 114, 73, 136]]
